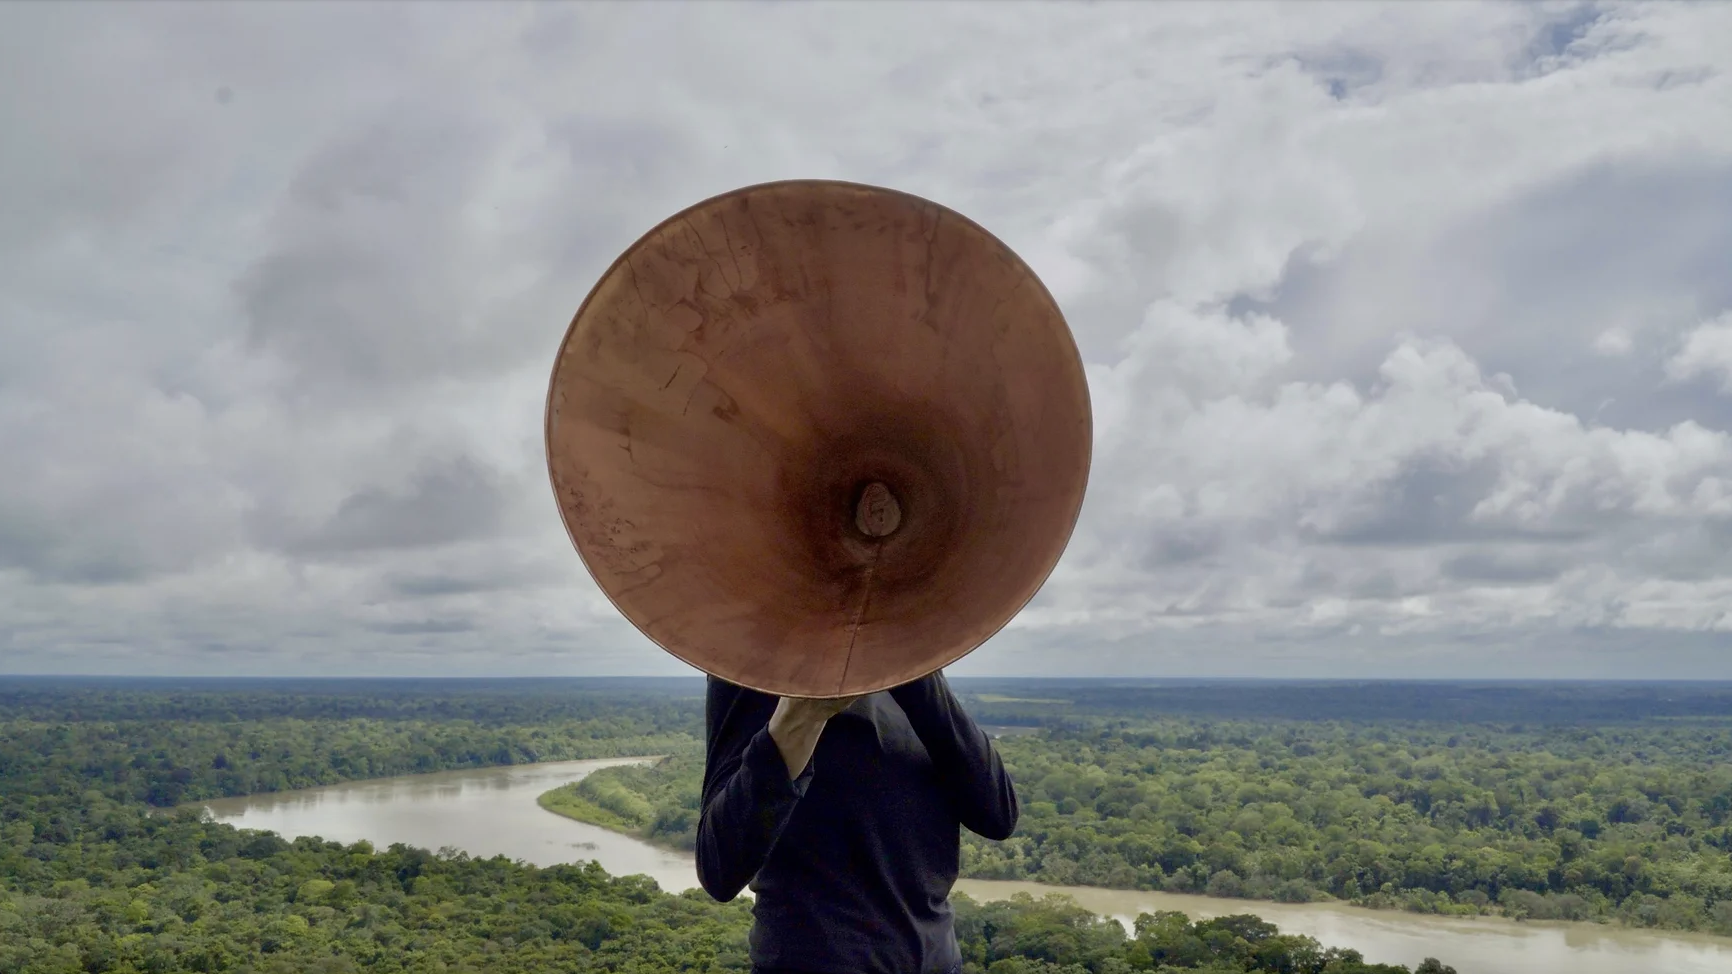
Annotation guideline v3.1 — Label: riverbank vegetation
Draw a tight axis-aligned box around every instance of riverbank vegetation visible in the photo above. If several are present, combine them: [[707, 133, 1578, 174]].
[[539, 754, 705, 851], [545, 682, 1732, 937], [1, 679, 1442, 973]]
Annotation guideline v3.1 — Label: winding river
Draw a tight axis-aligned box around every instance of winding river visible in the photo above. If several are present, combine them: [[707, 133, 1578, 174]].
[[191, 759, 1732, 974]]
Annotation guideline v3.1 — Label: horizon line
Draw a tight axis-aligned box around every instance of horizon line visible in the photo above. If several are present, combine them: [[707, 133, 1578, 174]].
[[5, 673, 1732, 686]]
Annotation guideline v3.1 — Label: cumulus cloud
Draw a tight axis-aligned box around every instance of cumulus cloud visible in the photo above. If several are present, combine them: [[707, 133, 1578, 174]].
[[2, 0, 1731, 678], [1593, 328, 1633, 357], [1666, 313, 1732, 394], [1026, 309, 1732, 645]]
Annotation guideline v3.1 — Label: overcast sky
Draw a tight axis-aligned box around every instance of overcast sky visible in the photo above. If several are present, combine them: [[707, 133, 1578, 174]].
[[3, 1, 1731, 680]]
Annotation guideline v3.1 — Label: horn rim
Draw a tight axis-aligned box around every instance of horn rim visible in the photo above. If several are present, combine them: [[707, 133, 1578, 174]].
[[543, 178, 1093, 698]]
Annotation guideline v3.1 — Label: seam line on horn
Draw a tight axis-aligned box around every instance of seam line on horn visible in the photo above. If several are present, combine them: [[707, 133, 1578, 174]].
[[836, 544, 881, 695]]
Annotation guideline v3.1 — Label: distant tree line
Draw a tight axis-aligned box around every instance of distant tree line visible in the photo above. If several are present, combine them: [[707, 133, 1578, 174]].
[[958, 680, 1732, 726], [0, 677, 709, 727]]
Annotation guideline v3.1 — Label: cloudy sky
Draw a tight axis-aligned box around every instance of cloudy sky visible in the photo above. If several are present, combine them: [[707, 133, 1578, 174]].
[[3, 1, 1731, 680]]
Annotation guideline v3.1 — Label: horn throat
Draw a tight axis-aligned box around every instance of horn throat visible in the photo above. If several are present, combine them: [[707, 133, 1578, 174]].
[[855, 481, 902, 539]]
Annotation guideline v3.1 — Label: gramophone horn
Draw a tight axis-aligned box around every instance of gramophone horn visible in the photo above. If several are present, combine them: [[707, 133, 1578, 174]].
[[545, 179, 1091, 699]]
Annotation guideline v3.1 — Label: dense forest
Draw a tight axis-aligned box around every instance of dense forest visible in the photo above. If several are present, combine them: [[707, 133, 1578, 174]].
[[539, 680, 1732, 935], [1, 679, 1440, 974]]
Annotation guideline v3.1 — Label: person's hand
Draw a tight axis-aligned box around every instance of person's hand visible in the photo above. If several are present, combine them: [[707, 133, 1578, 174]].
[[766, 694, 861, 780], [776, 695, 858, 723]]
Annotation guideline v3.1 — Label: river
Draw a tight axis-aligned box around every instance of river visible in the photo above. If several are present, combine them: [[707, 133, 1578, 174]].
[[191, 759, 1732, 974]]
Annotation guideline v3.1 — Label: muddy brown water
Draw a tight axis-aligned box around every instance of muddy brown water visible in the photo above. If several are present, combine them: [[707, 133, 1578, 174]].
[[191, 759, 1732, 974]]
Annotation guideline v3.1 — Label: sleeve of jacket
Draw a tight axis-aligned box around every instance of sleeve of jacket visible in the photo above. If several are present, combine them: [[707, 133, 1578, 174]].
[[889, 670, 1020, 840], [694, 676, 813, 902]]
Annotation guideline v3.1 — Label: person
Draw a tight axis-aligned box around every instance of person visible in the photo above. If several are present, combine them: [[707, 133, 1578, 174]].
[[696, 669, 1019, 974]]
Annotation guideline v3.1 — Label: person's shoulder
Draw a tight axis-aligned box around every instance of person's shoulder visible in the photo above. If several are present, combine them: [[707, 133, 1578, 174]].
[[703, 676, 778, 741]]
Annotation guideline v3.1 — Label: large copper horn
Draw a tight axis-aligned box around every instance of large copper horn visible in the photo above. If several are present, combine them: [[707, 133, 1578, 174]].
[[545, 179, 1091, 698]]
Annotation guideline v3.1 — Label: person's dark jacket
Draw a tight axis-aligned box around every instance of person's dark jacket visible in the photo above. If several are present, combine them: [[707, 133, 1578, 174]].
[[696, 670, 1019, 974]]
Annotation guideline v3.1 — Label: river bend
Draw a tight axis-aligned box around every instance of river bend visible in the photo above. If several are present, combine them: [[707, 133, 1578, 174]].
[[191, 759, 1732, 974]]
